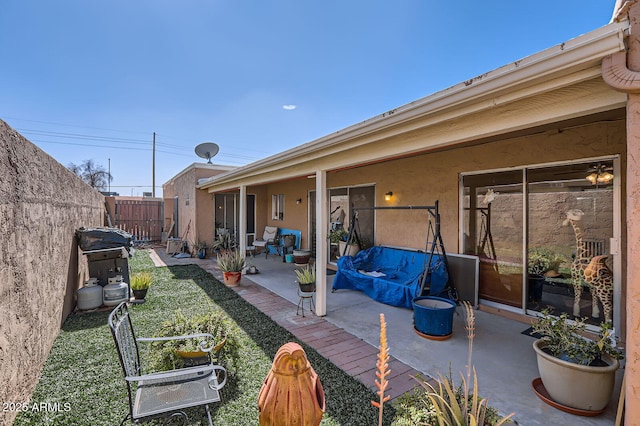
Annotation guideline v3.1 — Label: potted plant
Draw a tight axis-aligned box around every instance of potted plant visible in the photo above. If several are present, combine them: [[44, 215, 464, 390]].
[[246, 254, 259, 275], [211, 233, 235, 254], [294, 264, 316, 293], [217, 249, 246, 287], [149, 310, 240, 371], [129, 271, 152, 302], [531, 310, 623, 412], [193, 240, 208, 259], [329, 229, 359, 257], [527, 247, 559, 302]]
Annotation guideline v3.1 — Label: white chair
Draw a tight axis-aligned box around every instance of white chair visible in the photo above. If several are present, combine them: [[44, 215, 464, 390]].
[[253, 226, 278, 258]]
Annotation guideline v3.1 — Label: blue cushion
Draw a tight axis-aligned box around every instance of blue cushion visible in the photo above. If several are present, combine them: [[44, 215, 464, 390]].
[[332, 246, 449, 309]]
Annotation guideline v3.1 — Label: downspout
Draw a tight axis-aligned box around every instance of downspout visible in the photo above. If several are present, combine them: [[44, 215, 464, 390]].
[[602, 51, 640, 92], [602, 2, 640, 424]]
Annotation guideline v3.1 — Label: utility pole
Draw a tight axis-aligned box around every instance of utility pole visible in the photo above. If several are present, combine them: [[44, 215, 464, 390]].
[[108, 158, 111, 193], [152, 132, 156, 197]]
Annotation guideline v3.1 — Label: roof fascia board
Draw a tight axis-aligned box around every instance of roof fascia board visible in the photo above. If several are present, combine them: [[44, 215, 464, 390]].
[[167, 162, 236, 186], [200, 21, 628, 191]]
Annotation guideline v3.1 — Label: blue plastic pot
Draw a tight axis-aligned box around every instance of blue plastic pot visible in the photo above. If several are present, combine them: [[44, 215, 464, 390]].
[[412, 296, 456, 339]]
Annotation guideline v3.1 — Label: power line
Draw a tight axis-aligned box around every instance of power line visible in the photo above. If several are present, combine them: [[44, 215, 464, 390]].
[[3, 115, 151, 135], [30, 138, 256, 163], [7, 116, 266, 161], [18, 128, 151, 144]]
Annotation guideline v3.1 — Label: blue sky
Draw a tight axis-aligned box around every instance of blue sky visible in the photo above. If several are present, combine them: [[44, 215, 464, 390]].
[[0, 1, 617, 197]]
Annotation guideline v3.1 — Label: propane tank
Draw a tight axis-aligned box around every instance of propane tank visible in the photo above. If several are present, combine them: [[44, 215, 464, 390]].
[[77, 278, 102, 310], [103, 275, 129, 306]]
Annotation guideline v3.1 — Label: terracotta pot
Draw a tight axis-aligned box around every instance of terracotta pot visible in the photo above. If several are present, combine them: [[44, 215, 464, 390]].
[[223, 271, 242, 287], [533, 339, 619, 411], [258, 342, 325, 426]]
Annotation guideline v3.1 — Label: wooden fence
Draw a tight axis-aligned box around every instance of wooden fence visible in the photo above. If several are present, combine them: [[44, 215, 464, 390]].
[[113, 199, 164, 242]]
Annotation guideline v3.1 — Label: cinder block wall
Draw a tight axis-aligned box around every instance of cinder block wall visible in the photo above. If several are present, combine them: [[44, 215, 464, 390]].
[[0, 120, 104, 425]]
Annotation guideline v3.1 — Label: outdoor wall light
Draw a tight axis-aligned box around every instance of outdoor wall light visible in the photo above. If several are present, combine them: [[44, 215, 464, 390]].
[[296, 198, 302, 204], [384, 191, 393, 201]]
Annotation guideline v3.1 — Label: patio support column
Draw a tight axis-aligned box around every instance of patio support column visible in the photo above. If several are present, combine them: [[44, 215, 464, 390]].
[[315, 169, 328, 316], [626, 2, 640, 422], [239, 185, 247, 255]]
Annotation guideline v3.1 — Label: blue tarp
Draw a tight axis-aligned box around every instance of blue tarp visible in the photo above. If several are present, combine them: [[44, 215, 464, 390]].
[[332, 246, 449, 309]]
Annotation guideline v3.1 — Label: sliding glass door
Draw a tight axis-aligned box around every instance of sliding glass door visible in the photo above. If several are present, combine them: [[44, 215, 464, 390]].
[[463, 170, 524, 308], [463, 159, 618, 326]]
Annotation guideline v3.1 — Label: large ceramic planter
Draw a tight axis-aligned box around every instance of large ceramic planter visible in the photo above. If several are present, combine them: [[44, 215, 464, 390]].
[[412, 296, 456, 340], [293, 249, 312, 265], [533, 339, 619, 412], [338, 241, 359, 257], [223, 271, 242, 287]]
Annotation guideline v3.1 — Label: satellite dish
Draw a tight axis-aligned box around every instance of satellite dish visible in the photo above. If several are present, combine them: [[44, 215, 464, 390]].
[[194, 142, 219, 164]]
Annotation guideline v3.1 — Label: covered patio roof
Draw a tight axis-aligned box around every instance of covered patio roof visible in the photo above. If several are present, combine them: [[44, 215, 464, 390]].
[[198, 21, 628, 192]]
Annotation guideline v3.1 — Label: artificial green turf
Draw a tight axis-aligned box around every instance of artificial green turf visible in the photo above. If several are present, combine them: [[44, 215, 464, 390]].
[[14, 249, 394, 425]]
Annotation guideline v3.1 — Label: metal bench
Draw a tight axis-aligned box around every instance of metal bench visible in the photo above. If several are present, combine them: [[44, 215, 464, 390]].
[[108, 302, 227, 425]]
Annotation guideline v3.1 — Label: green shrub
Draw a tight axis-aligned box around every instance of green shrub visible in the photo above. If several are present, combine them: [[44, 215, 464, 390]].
[[149, 309, 241, 371]]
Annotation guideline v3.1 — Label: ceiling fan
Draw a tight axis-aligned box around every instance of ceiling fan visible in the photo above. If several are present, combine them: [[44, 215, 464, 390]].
[[585, 163, 614, 185]]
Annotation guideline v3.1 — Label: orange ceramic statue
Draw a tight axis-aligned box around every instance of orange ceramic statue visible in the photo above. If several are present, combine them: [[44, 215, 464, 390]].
[[258, 342, 326, 426]]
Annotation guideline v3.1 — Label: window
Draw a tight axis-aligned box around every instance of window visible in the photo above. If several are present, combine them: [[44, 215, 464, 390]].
[[272, 194, 285, 221]]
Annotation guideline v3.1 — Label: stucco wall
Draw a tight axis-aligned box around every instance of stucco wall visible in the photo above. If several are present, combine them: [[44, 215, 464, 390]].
[[264, 179, 314, 248], [163, 164, 231, 249], [0, 120, 105, 425], [323, 119, 625, 252]]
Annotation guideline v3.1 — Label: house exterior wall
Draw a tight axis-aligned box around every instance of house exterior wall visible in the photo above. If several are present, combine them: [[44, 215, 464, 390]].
[[323, 119, 624, 252], [263, 179, 315, 248], [163, 164, 232, 250], [0, 120, 104, 425]]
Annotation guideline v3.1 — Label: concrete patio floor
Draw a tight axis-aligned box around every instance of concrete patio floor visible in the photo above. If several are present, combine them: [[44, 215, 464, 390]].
[[149, 247, 624, 426]]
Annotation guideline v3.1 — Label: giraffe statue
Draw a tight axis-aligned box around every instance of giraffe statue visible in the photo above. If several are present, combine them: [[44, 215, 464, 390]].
[[562, 209, 600, 318], [583, 254, 614, 323]]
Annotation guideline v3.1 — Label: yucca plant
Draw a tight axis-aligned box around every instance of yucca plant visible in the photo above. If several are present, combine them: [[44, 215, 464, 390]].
[[216, 249, 246, 272]]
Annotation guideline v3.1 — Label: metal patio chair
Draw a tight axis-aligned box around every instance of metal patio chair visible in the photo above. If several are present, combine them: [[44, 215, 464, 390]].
[[253, 226, 279, 258], [108, 302, 227, 425]]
